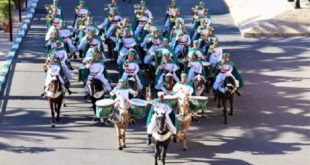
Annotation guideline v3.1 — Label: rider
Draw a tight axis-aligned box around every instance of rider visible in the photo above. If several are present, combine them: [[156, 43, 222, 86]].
[[73, 0, 89, 31], [222, 53, 244, 89], [146, 92, 177, 145], [213, 64, 239, 93], [208, 37, 223, 70], [134, 6, 152, 39], [110, 78, 138, 107], [58, 22, 77, 55], [188, 40, 205, 60], [121, 50, 143, 90], [173, 30, 191, 59], [187, 52, 204, 82], [53, 40, 73, 81], [116, 28, 139, 65], [42, 53, 72, 97], [84, 52, 112, 92], [155, 52, 179, 90], [173, 73, 194, 97]]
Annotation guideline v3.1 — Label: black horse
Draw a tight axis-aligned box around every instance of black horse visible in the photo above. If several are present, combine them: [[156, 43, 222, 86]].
[[217, 76, 238, 124], [86, 78, 105, 119], [152, 113, 173, 165]]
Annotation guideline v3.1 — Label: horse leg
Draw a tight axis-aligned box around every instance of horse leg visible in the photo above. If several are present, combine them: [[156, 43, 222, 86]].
[[218, 94, 221, 108], [222, 98, 227, 124], [154, 145, 159, 165], [213, 89, 217, 102], [50, 101, 55, 128], [183, 121, 190, 151], [56, 101, 61, 122], [116, 125, 123, 150], [162, 146, 168, 165], [229, 96, 234, 116]]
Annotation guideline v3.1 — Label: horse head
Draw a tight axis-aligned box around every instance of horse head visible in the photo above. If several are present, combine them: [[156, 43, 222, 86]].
[[194, 74, 206, 95], [87, 78, 104, 97], [224, 76, 237, 96], [164, 72, 175, 90], [117, 95, 129, 114], [156, 112, 167, 134], [49, 76, 61, 94]]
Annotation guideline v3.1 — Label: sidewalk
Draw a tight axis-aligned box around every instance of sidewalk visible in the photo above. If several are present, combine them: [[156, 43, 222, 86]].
[[0, 1, 33, 70], [224, 0, 310, 37]]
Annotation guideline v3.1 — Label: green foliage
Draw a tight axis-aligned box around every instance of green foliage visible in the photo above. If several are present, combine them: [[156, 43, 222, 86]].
[[0, 0, 16, 24]]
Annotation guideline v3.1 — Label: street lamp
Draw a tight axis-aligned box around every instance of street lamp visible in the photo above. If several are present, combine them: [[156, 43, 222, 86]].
[[8, 0, 13, 42], [295, 0, 301, 8]]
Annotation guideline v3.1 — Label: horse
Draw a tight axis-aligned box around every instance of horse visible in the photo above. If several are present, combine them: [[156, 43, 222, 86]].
[[46, 79, 65, 128], [110, 96, 130, 150], [162, 71, 175, 95], [217, 76, 237, 124], [176, 95, 191, 151], [86, 78, 105, 119], [152, 112, 172, 165]]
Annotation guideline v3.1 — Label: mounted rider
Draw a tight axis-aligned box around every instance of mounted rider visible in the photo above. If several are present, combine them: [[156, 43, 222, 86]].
[[46, 29, 64, 57], [146, 92, 177, 145], [83, 51, 112, 93], [155, 52, 179, 90], [172, 30, 191, 59], [58, 22, 77, 55], [52, 40, 73, 81], [222, 53, 244, 89], [42, 53, 72, 97], [73, 0, 89, 31], [163, 0, 180, 36], [143, 29, 163, 65], [121, 50, 143, 90], [134, 6, 153, 40], [213, 64, 239, 94], [45, 0, 64, 29], [188, 40, 205, 60], [187, 52, 205, 83], [100, 6, 122, 39], [116, 27, 139, 65], [110, 79, 138, 122], [173, 73, 194, 97], [208, 37, 223, 70]]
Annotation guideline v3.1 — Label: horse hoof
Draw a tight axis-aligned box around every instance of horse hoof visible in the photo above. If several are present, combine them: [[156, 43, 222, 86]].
[[183, 147, 188, 151], [228, 112, 233, 116], [118, 147, 123, 150], [224, 121, 228, 125], [63, 104, 67, 107], [56, 118, 60, 122], [51, 123, 55, 128], [123, 144, 126, 148]]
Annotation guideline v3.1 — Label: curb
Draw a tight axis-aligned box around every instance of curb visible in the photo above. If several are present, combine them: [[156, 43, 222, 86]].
[[0, 0, 39, 94], [223, 0, 310, 38]]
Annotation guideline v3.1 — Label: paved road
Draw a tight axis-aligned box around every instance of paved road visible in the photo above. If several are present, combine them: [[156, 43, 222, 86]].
[[0, 0, 309, 165]]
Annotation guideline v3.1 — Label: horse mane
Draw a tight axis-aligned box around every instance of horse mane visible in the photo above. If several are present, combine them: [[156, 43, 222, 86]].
[[91, 78, 103, 91], [224, 76, 236, 87]]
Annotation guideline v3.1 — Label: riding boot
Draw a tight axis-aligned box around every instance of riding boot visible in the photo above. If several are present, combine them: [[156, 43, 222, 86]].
[[64, 81, 72, 95], [147, 134, 152, 145], [236, 90, 241, 96], [172, 134, 177, 143], [41, 86, 46, 98]]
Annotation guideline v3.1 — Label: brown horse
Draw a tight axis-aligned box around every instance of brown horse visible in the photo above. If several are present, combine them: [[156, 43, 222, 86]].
[[47, 79, 65, 128], [176, 95, 192, 151], [110, 96, 130, 150]]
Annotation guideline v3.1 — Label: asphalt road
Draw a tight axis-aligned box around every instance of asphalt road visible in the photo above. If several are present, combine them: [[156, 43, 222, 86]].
[[0, 0, 309, 165]]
